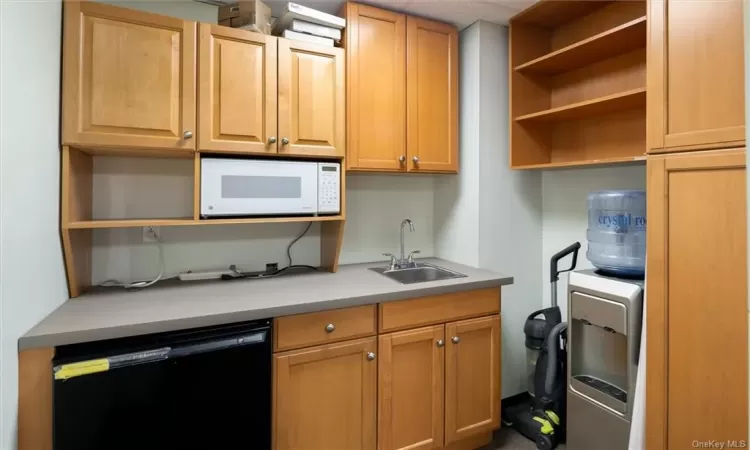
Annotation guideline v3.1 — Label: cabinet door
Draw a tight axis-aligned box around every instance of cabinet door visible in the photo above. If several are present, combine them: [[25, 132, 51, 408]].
[[275, 337, 376, 450], [406, 17, 458, 173], [345, 4, 406, 172], [198, 24, 277, 154], [62, 2, 196, 151], [378, 325, 444, 450], [648, 0, 745, 152], [445, 315, 500, 446], [646, 149, 748, 449], [277, 39, 345, 158]]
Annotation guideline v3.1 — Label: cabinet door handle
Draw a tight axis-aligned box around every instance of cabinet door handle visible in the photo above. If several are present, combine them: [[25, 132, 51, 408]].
[[451, 336, 460, 344], [325, 323, 335, 333], [437, 339, 445, 347], [367, 352, 376, 361], [281, 137, 290, 145], [268, 136, 277, 144], [399, 155, 406, 163], [183, 130, 193, 139], [412, 156, 419, 164]]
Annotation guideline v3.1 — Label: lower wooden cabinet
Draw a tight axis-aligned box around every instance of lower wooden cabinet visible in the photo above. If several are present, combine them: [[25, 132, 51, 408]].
[[378, 325, 445, 450], [646, 149, 748, 449], [377, 316, 501, 450], [273, 292, 502, 450], [445, 316, 501, 445], [274, 337, 377, 450]]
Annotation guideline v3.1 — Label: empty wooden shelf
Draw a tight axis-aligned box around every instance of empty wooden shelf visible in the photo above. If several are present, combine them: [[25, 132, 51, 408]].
[[515, 17, 646, 74], [515, 88, 646, 123]]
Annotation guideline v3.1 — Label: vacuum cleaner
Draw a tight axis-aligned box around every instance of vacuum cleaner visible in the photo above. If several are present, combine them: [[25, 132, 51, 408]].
[[505, 242, 581, 450]]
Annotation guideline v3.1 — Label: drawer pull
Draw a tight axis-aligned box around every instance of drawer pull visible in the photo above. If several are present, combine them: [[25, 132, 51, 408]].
[[325, 323, 335, 333]]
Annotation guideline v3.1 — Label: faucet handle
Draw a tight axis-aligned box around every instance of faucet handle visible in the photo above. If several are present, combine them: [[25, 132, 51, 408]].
[[383, 253, 397, 270], [407, 250, 421, 264]]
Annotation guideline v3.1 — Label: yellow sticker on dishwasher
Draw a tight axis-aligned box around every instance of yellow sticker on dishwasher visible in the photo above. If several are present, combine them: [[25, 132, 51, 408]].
[[54, 359, 110, 380]]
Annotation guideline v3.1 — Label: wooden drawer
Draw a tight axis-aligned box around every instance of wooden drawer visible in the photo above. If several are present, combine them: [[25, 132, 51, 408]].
[[379, 288, 500, 333], [274, 305, 377, 351]]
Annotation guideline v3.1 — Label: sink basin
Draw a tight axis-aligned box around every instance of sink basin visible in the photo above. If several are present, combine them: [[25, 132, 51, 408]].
[[370, 262, 467, 284]]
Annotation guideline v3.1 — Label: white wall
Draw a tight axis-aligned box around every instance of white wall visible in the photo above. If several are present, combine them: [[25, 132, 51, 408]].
[[90, 165, 437, 284], [0, 1, 70, 449], [541, 165, 647, 320], [434, 23, 481, 267], [435, 21, 543, 397]]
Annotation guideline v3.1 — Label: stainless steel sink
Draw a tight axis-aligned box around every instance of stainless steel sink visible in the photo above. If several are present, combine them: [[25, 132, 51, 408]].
[[370, 262, 467, 284]]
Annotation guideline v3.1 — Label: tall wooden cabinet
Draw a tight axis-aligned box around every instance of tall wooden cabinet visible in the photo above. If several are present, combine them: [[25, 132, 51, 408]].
[[647, 0, 745, 152], [62, 1, 196, 151], [646, 149, 748, 449], [343, 3, 458, 173]]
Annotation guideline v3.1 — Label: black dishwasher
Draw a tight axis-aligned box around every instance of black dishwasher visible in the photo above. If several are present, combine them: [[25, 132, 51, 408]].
[[53, 319, 272, 450]]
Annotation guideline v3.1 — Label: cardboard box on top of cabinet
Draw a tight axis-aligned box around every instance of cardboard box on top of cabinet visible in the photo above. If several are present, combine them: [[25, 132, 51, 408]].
[[218, 0, 273, 35]]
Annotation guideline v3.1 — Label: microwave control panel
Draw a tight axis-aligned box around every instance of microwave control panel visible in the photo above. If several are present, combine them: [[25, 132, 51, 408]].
[[318, 163, 341, 214]]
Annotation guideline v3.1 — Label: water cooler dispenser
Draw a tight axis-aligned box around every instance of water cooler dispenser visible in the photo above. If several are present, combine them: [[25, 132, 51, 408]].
[[567, 270, 643, 450]]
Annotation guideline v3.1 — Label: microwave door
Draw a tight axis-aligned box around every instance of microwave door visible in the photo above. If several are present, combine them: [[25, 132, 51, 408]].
[[201, 159, 319, 217]]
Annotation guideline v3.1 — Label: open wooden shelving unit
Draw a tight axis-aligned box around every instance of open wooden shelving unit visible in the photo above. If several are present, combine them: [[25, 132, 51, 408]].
[[61, 146, 347, 297], [509, 0, 648, 169]]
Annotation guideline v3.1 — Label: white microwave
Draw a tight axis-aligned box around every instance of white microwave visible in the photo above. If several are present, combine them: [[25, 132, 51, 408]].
[[201, 158, 341, 217]]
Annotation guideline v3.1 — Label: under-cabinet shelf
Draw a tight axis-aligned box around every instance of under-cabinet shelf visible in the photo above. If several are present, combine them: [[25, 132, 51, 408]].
[[65, 215, 345, 229], [515, 88, 646, 123], [514, 17, 647, 74], [513, 156, 646, 170]]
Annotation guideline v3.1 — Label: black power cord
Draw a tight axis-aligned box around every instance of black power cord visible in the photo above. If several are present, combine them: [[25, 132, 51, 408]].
[[221, 222, 317, 281]]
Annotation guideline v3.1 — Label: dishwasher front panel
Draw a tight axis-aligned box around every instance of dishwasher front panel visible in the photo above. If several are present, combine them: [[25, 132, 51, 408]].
[[53, 320, 272, 450]]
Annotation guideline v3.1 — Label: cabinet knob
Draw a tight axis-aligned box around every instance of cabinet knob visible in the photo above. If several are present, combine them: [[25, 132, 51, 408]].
[[412, 156, 419, 164], [437, 339, 445, 347], [367, 352, 376, 361], [183, 130, 193, 139], [399, 155, 406, 163], [325, 323, 335, 333], [451, 336, 460, 344], [268, 136, 277, 144], [281, 137, 290, 145]]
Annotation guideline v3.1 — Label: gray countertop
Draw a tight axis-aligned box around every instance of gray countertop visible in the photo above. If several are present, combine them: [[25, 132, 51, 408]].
[[19, 258, 513, 350]]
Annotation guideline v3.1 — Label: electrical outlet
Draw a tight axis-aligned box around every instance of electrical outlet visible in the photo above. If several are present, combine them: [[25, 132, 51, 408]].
[[266, 262, 279, 273], [142, 226, 161, 243]]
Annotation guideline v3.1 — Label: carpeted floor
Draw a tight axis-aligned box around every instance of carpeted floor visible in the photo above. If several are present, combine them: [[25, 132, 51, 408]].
[[480, 428, 567, 450]]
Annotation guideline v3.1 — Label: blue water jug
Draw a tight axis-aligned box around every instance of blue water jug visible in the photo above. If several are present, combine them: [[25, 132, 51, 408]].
[[586, 190, 646, 277]]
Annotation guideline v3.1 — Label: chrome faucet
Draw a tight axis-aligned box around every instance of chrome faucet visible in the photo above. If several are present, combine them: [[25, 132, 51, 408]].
[[383, 219, 421, 270], [400, 219, 414, 264]]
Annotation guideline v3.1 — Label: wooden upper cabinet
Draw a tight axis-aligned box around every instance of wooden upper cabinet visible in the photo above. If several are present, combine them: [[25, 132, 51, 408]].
[[445, 315, 500, 446], [646, 149, 748, 449], [406, 16, 458, 173], [277, 39, 345, 158], [198, 24, 277, 154], [648, 0, 745, 152], [62, 2, 196, 151], [378, 325, 444, 450], [274, 337, 376, 450], [344, 4, 407, 171]]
